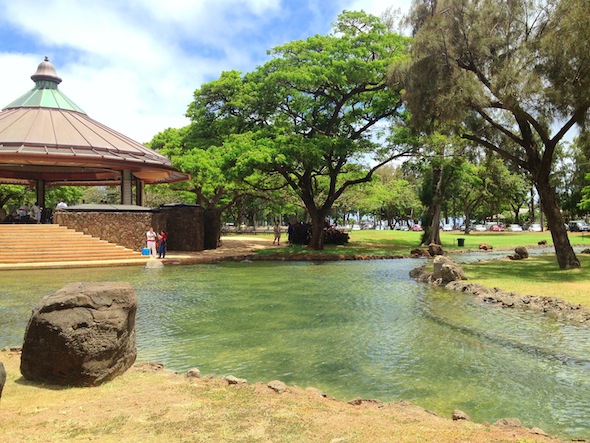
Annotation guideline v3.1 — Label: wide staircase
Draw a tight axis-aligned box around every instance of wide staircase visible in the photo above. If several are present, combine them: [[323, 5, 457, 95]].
[[0, 224, 150, 270]]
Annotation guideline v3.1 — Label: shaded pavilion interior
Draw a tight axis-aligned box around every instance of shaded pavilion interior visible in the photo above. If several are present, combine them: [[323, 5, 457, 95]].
[[0, 57, 187, 210]]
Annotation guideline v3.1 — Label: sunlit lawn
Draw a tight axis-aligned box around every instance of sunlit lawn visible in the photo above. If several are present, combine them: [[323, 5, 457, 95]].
[[254, 229, 590, 257], [461, 254, 590, 307]]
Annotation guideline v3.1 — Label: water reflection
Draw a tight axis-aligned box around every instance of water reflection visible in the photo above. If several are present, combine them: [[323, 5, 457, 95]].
[[0, 260, 589, 440]]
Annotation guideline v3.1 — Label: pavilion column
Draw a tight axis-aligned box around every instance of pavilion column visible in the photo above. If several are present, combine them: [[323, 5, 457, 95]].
[[36, 179, 46, 208], [135, 179, 145, 206], [121, 170, 133, 205]]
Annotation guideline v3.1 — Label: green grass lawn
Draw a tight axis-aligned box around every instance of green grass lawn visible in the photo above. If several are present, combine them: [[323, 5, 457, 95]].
[[246, 229, 590, 307], [461, 254, 590, 307], [254, 229, 590, 256]]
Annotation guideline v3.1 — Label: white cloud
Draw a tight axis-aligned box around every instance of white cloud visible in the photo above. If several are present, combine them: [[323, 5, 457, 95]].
[[0, 0, 412, 143]]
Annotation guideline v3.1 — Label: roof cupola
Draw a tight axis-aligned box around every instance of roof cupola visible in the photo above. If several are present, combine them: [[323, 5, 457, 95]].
[[31, 56, 62, 88], [2, 57, 85, 113]]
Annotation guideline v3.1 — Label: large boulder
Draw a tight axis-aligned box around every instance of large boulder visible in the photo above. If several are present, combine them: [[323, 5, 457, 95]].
[[432, 256, 467, 284], [509, 246, 529, 260], [428, 243, 444, 256], [514, 246, 529, 259], [20, 282, 137, 386]]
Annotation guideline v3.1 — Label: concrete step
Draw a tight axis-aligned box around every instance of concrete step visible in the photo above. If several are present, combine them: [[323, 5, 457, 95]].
[[0, 223, 148, 266]]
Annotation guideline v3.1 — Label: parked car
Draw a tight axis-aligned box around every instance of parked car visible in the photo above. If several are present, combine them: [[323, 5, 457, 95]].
[[399, 225, 410, 231], [412, 225, 423, 231], [528, 223, 542, 232], [507, 224, 523, 232], [568, 220, 590, 232], [473, 224, 487, 232], [490, 224, 505, 232], [567, 220, 590, 232], [442, 224, 453, 231]]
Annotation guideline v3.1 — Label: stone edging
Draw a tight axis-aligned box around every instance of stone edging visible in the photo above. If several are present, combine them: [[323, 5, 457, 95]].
[[410, 263, 590, 325]]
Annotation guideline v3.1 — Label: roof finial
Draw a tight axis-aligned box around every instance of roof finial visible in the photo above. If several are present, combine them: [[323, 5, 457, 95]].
[[31, 57, 62, 87]]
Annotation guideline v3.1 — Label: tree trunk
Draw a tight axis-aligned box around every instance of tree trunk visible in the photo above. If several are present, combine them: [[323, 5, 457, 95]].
[[463, 209, 472, 235], [422, 166, 443, 245], [529, 186, 536, 223], [308, 212, 326, 250], [424, 200, 442, 245], [535, 177, 580, 269], [511, 204, 520, 225]]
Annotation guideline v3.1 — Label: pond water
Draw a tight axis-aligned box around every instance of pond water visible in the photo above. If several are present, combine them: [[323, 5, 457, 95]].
[[1, 259, 589, 440]]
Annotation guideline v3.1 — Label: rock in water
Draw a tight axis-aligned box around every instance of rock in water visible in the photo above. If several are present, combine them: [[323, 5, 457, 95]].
[[0, 361, 6, 399], [20, 282, 137, 386]]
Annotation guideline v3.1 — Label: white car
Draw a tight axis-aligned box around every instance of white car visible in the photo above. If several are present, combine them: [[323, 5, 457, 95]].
[[442, 224, 453, 231], [528, 223, 542, 232], [474, 224, 487, 232], [507, 224, 523, 232]]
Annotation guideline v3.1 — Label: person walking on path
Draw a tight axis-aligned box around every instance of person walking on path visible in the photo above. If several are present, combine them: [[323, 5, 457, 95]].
[[273, 222, 281, 245], [146, 227, 157, 257], [157, 231, 168, 258]]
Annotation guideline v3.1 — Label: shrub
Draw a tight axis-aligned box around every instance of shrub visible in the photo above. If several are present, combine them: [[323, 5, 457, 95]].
[[289, 222, 349, 246]]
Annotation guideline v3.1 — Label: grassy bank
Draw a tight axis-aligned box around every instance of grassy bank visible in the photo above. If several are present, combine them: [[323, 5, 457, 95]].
[[0, 351, 559, 442], [461, 254, 590, 307]]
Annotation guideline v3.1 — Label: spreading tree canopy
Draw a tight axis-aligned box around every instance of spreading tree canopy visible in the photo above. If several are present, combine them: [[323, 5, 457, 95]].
[[212, 11, 412, 249]]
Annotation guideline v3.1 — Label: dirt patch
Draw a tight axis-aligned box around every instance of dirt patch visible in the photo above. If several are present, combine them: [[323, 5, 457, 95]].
[[162, 236, 274, 264]]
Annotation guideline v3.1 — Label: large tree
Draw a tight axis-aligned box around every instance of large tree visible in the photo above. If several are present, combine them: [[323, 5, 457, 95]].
[[149, 126, 253, 248], [221, 11, 413, 249], [403, 0, 590, 269]]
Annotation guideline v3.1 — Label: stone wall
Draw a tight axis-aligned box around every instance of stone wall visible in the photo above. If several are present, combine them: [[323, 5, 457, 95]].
[[53, 205, 204, 252], [159, 205, 205, 251]]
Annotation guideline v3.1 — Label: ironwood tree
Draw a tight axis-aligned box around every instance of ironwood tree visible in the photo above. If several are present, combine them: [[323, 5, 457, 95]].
[[403, 0, 590, 269]]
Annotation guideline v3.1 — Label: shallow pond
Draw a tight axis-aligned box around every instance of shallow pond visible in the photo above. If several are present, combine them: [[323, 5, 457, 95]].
[[1, 259, 589, 440]]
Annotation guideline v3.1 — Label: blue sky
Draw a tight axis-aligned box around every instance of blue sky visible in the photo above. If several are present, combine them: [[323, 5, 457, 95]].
[[0, 0, 412, 143]]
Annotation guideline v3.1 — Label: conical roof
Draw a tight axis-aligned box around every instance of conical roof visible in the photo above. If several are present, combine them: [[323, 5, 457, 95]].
[[3, 57, 84, 113], [0, 58, 187, 185]]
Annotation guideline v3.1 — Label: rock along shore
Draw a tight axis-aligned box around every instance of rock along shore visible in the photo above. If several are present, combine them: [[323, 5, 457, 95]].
[[410, 259, 590, 325]]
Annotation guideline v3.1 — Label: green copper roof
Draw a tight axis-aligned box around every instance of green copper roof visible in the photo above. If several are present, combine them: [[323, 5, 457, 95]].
[[2, 57, 86, 114]]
